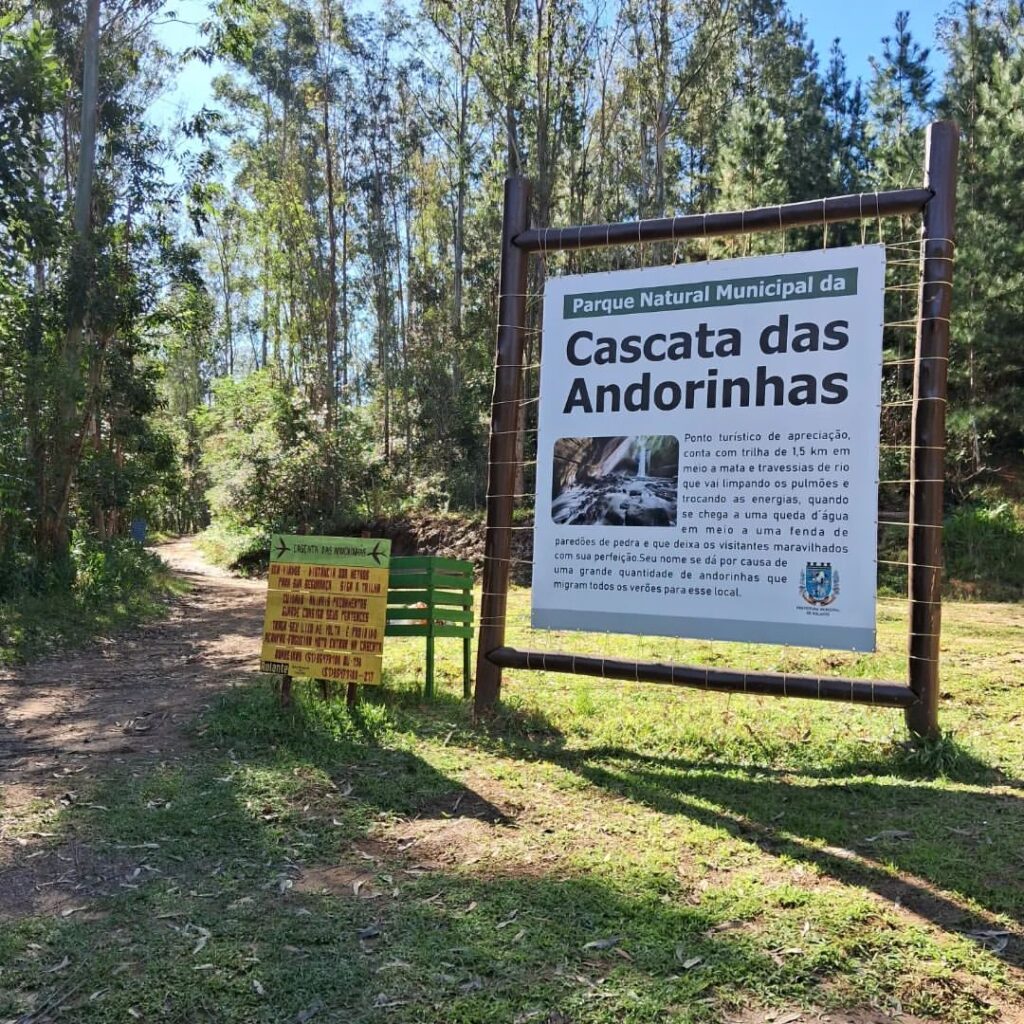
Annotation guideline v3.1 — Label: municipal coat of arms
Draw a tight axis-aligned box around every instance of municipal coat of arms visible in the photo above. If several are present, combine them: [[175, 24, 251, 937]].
[[800, 562, 839, 606]]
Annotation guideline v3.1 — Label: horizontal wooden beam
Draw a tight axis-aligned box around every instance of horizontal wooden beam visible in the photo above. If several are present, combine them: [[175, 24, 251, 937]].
[[512, 187, 933, 253], [486, 646, 917, 708]]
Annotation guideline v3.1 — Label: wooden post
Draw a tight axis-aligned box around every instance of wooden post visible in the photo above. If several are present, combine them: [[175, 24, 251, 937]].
[[425, 633, 435, 699], [346, 682, 358, 707], [280, 674, 293, 708], [906, 120, 959, 739], [475, 177, 531, 714]]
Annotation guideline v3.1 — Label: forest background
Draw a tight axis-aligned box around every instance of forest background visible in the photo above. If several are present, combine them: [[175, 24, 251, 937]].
[[1, 0, 1023, 647]]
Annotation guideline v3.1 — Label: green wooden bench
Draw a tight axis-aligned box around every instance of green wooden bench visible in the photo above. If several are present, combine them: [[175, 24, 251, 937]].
[[385, 556, 474, 699]]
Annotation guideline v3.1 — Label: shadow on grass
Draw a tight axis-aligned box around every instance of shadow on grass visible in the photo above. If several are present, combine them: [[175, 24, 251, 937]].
[[197, 680, 509, 824], [373, 685, 1024, 957], [0, 683, 887, 1024], [566, 750, 1024, 946]]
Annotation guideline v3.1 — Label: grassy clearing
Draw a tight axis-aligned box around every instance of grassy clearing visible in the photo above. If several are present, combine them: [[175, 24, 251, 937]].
[[0, 592, 1021, 1022], [0, 556, 185, 666]]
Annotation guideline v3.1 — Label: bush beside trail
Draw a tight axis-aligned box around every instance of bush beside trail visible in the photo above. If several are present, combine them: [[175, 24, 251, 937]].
[[0, 538, 179, 665]]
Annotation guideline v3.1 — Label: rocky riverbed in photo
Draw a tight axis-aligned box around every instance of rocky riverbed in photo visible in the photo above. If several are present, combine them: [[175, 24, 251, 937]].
[[551, 435, 678, 526]]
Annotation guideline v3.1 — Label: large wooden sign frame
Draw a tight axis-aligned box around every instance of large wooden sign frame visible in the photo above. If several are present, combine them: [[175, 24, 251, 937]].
[[474, 120, 958, 739]]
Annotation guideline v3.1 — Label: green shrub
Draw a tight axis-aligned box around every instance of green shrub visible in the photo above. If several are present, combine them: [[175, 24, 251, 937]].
[[195, 521, 268, 572], [944, 499, 1024, 598], [71, 536, 162, 606], [0, 536, 172, 664], [197, 370, 375, 536]]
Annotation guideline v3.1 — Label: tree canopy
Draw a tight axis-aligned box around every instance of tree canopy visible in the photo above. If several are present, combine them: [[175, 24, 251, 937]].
[[1, 0, 1023, 589]]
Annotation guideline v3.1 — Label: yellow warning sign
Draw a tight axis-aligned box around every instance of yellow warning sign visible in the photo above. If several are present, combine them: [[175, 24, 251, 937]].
[[259, 536, 390, 685], [268, 562, 388, 597]]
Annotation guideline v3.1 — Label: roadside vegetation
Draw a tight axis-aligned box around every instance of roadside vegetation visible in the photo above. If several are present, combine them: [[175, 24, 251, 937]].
[[4, 2, 1024, 615], [0, 539, 182, 665]]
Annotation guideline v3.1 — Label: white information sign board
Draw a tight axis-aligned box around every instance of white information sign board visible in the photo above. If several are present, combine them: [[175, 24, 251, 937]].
[[531, 246, 885, 651]]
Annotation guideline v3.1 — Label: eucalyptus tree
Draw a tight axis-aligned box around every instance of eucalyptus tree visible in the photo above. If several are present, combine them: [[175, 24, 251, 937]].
[[0, 11, 65, 578], [0, 0, 197, 565]]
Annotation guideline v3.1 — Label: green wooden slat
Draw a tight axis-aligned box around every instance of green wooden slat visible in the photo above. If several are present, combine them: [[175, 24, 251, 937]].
[[389, 555, 432, 569], [430, 564, 474, 577], [391, 555, 473, 572], [435, 557, 474, 572], [389, 557, 473, 573], [388, 572, 435, 588], [385, 621, 474, 639], [388, 571, 472, 589], [387, 623, 473, 639], [425, 592, 473, 606], [431, 608, 473, 624]]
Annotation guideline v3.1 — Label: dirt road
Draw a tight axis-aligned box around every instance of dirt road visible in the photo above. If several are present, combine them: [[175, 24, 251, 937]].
[[0, 538, 264, 808]]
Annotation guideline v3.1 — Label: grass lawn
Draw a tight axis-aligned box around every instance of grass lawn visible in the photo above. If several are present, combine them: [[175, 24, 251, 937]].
[[1, 590, 1022, 1022]]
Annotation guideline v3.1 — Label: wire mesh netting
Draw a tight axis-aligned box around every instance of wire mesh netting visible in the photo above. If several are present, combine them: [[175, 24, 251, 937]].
[[478, 208, 951, 702]]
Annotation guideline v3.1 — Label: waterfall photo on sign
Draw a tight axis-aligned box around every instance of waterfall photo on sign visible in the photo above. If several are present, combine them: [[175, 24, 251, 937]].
[[552, 436, 679, 526]]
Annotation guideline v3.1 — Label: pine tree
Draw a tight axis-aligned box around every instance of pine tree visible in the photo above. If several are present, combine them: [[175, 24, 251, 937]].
[[823, 39, 870, 195], [869, 10, 933, 186], [940, 1, 1024, 478]]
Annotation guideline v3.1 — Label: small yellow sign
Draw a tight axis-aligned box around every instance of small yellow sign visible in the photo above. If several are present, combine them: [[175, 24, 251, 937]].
[[268, 562, 388, 596], [260, 535, 391, 685]]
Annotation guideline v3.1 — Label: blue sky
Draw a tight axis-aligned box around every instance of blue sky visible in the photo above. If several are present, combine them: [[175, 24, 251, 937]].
[[150, 0, 952, 172], [788, 0, 949, 82]]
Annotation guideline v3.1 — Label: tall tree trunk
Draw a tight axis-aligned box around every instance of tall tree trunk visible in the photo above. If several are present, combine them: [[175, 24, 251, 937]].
[[91, 408, 105, 540], [389, 154, 409, 473], [322, 0, 339, 428], [340, 182, 350, 398], [72, 0, 100, 241], [452, 58, 468, 391], [42, 0, 101, 561], [217, 225, 235, 375], [27, 262, 47, 538]]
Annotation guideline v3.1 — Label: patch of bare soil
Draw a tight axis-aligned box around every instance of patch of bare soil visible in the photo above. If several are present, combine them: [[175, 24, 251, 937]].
[[0, 538, 265, 918], [725, 1010, 935, 1024], [0, 835, 136, 921], [372, 771, 708, 883], [375, 781, 520, 873], [293, 863, 385, 898]]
